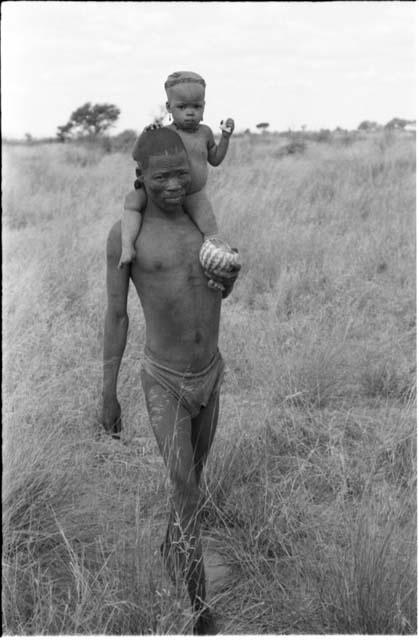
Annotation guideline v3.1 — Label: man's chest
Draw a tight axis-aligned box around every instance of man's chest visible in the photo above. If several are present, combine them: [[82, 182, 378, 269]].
[[134, 220, 202, 275]]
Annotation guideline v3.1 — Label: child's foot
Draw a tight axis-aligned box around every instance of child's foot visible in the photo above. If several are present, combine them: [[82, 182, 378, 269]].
[[118, 247, 136, 269]]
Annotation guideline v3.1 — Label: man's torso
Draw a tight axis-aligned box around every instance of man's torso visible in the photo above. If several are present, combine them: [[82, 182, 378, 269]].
[[130, 207, 221, 371]]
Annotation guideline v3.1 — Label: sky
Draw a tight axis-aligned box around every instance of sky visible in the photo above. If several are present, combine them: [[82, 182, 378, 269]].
[[1, 1, 416, 138]]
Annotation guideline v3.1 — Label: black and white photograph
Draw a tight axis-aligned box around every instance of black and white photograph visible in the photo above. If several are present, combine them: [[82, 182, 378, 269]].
[[2, 1, 416, 635]]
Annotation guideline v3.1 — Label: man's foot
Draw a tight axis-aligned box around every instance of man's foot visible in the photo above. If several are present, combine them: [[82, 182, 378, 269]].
[[118, 247, 136, 269], [193, 607, 217, 635], [160, 542, 178, 587]]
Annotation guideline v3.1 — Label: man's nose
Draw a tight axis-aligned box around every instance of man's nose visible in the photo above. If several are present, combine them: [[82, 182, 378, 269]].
[[166, 177, 181, 191]]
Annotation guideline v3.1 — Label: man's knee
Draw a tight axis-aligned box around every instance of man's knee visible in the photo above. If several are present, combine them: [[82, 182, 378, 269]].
[[171, 474, 201, 522], [172, 472, 200, 503]]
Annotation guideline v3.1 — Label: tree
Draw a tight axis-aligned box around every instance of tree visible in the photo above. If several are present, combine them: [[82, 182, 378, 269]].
[[56, 122, 73, 142], [57, 102, 120, 140], [256, 122, 270, 133], [384, 117, 412, 130]]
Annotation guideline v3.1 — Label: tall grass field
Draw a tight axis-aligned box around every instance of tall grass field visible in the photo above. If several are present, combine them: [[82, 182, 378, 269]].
[[3, 130, 416, 634]]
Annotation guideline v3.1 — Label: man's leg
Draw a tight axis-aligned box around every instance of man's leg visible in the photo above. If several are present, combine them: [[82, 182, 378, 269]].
[[141, 370, 207, 615], [189, 390, 221, 634], [191, 390, 220, 485]]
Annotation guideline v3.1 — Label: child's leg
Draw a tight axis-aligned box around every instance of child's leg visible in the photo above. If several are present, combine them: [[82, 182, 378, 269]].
[[184, 190, 218, 239], [185, 191, 225, 290], [119, 209, 142, 268], [118, 188, 147, 268]]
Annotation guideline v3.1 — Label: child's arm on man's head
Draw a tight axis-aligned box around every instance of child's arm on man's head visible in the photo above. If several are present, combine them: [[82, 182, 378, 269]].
[[184, 191, 219, 239], [118, 189, 147, 269], [207, 118, 235, 167]]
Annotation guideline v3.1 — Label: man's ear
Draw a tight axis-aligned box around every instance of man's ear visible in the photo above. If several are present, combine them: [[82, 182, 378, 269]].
[[134, 164, 145, 189]]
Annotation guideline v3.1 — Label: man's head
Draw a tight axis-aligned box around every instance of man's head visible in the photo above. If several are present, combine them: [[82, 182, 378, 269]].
[[164, 71, 206, 132], [132, 128, 191, 211]]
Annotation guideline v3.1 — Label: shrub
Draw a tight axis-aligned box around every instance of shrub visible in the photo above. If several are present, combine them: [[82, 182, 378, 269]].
[[110, 129, 138, 153], [275, 140, 307, 157]]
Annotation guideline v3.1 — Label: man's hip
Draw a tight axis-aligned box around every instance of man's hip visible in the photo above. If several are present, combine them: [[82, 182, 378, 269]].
[[141, 349, 225, 419]]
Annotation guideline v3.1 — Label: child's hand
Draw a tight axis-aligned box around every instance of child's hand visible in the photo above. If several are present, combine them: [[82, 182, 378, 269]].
[[143, 123, 163, 132], [220, 118, 235, 137]]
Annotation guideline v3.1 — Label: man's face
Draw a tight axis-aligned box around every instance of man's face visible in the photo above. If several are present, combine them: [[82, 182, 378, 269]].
[[142, 150, 191, 211], [166, 84, 205, 131]]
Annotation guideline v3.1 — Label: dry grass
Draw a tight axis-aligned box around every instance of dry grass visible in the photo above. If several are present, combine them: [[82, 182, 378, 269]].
[[2, 131, 416, 634]]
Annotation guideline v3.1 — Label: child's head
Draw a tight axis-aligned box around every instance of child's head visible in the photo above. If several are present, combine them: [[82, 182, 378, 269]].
[[164, 71, 206, 131]]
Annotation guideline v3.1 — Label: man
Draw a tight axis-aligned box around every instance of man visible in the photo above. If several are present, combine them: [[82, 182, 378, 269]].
[[101, 128, 239, 634]]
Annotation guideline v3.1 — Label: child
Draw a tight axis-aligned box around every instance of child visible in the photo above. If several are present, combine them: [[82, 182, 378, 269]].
[[119, 70, 238, 288]]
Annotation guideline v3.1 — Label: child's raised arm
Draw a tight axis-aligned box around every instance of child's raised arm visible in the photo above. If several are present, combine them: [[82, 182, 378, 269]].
[[207, 119, 235, 167]]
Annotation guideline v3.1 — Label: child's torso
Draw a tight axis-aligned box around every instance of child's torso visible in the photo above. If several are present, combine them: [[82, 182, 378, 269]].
[[167, 123, 209, 193]]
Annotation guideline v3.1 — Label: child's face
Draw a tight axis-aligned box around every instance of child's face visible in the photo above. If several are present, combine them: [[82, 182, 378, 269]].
[[166, 83, 205, 131]]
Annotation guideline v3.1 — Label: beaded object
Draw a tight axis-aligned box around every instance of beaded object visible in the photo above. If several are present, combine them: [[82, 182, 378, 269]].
[[199, 237, 240, 290]]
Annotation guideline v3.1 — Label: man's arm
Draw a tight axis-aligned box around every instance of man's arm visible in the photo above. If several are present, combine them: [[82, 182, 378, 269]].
[[102, 222, 130, 435], [207, 119, 235, 167]]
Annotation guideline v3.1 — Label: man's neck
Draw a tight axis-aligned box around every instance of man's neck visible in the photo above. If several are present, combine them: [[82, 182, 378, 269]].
[[144, 198, 185, 222]]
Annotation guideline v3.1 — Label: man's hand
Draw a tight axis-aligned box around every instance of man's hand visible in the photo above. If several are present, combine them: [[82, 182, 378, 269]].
[[220, 118, 235, 137], [204, 262, 241, 298], [101, 397, 122, 438]]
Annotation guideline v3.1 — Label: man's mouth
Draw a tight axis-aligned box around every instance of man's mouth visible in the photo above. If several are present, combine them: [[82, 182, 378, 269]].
[[163, 192, 184, 202]]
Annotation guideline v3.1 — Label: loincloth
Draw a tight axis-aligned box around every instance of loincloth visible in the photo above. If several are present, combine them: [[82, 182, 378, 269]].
[[141, 349, 225, 418]]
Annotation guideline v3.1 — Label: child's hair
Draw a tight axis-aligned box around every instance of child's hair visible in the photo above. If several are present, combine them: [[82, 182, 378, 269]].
[[132, 128, 189, 188], [164, 70, 206, 92]]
